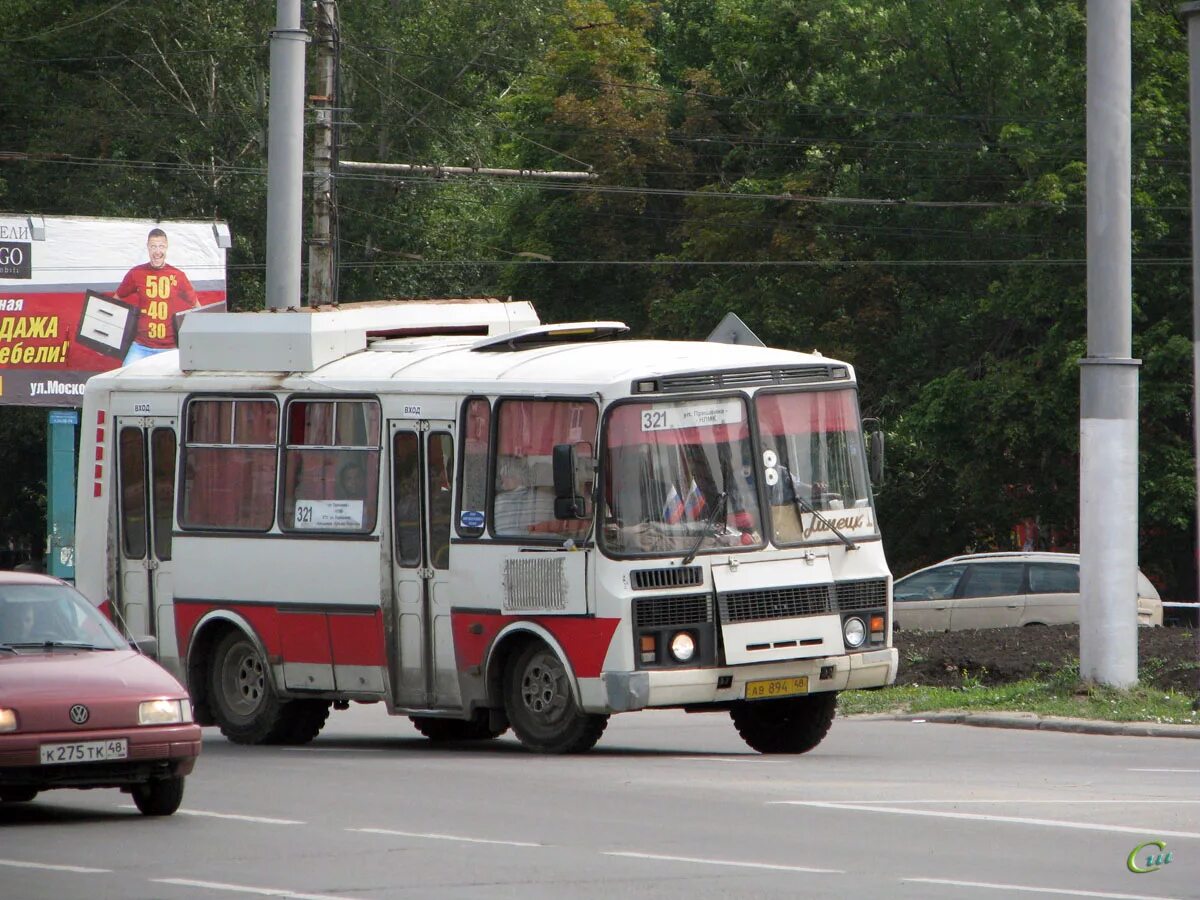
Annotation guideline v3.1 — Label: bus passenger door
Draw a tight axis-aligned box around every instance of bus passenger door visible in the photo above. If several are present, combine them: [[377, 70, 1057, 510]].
[[389, 421, 461, 710], [115, 418, 178, 660]]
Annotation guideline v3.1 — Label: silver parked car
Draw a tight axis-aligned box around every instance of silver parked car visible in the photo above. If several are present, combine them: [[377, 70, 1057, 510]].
[[892, 551, 1163, 631]]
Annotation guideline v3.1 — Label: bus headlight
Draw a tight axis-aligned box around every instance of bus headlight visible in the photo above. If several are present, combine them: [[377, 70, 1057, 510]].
[[842, 617, 866, 649], [669, 632, 696, 663]]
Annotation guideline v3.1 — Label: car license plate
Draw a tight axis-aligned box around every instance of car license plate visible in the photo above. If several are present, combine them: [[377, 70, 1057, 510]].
[[40, 739, 129, 765], [745, 676, 809, 700]]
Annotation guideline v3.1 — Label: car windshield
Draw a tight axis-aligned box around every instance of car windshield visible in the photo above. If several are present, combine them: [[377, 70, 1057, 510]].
[[0, 584, 126, 649], [754, 389, 877, 546], [601, 397, 764, 557]]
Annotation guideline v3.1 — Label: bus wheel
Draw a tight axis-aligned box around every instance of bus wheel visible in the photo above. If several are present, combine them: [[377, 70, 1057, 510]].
[[730, 692, 837, 754], [503, 642, 608, 754], [209, 631, 287, 744], [410, 713, 507, 742], [275, 700, 332, 745]]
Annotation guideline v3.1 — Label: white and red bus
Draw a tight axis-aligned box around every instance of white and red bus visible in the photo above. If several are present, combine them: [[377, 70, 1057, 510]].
[[74, 299, 896, 754]]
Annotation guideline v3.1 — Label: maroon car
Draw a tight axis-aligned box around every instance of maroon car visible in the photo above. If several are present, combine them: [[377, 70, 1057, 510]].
[[0, 572, 201, 815]]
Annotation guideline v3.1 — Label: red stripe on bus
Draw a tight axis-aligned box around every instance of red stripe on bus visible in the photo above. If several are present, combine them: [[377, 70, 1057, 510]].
[[176, 603, 386, 668], [451, 613, 619, 678]]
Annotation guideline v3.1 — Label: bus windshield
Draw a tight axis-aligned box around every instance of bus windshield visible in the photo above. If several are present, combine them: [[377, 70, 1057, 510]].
[[754, 389, 876, 545], [601, 397, 764, 557]]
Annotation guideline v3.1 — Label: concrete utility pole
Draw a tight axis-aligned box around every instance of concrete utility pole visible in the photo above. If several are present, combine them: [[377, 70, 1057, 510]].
[[308, 0, 338, 306], [266, 0, 309, 310], [1080, 0, 1139, 687]]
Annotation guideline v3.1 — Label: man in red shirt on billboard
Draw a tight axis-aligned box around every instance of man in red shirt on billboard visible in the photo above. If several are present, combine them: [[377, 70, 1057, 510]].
[[117, 228, 201, 365]]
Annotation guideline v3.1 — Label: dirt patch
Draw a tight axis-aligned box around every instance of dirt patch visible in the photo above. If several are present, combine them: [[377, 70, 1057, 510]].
[[894, 624, 1200, 695]]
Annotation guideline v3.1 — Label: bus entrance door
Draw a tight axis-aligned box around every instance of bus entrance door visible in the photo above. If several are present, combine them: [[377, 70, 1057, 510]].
[[389, 421, 461, 710], [114, 417, 178, 662]]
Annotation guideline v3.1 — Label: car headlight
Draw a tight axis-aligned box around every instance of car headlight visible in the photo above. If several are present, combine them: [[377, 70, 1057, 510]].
[[843, 617, 867, 649], [139, 699, 192, 726], [0, 708, 16, 733], [669, 631, 696, 663]]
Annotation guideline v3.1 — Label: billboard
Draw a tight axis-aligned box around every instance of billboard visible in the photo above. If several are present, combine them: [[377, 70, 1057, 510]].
[[0, 215, 228, 407]]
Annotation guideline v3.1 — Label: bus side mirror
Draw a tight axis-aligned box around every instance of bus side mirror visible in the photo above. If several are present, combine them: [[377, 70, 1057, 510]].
[[552, 444, 586, 519], [863, 418, 885, 487]]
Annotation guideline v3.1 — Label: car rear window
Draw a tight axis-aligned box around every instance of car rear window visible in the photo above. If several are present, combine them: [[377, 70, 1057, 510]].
[[1028, 563, 1079, 594]]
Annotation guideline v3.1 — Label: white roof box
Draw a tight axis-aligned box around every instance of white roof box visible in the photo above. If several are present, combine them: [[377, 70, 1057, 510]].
[[178, 299, 540, 372]]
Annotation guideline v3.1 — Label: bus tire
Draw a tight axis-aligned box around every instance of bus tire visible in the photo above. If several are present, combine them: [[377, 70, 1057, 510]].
[[131, 776, 186, 816], [503, 642, 608, 754], [730, 692, 837, 754], [409, 713, 507, 742], [209, 631, 289, 745], [0, 787, 38, 803], [275, 700, 332, 745]]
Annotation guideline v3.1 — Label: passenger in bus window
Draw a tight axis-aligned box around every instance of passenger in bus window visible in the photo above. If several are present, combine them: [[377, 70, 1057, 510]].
[[337, 461, 366, 499], [493, 457, 554, 536]]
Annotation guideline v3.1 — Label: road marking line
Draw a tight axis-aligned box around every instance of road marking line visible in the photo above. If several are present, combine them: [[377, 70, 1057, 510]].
[[1129, 768, 1200, 774], [904, 877, 1184, 899], [0, 859, 111, 874], [773, 801, 1200, 840], [348, 827, 541, 847], [604, 851, 842, 874], [152, 878, 360, 900], [668, 756, 781, 763], [837, 799, 1200, 805], [118, 806, 305, 825]]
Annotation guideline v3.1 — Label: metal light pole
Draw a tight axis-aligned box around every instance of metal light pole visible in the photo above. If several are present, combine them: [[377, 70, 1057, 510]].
[[266, 0, 309, 310], [1080, 0, 1139, 687]]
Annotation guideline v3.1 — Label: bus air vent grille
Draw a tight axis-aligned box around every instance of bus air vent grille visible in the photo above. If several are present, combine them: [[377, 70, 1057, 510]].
[[834, 578, 888, 611], [631, 566, 704, 590], [503, 557, 567, 611], [718, 584, 834, 623], [633, 594, 714, 629], [656, 365, 847, 393]]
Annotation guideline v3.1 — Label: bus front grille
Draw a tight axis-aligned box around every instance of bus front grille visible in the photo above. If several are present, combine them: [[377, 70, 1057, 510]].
[[718, 585, 834, 623], [631, 566, 704, 590], [633, 593, 714, 628], [834, 578, 888, 611]]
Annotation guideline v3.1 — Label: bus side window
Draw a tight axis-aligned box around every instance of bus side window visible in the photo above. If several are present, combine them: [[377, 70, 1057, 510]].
[[457, 397, 489, 538]]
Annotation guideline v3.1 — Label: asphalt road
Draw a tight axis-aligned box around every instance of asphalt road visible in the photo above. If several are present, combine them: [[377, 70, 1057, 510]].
[[1, 704, 1197, 899]]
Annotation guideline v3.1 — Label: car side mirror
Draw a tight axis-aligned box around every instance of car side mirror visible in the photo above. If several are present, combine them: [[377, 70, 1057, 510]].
[[132, 635, 159, 658], [863, 418, 885, 487], [552, 443, 587, 519]]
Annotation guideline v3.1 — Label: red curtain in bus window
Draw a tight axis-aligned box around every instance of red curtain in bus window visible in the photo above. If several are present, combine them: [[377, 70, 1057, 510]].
[[755, 390, 858, 437], [496, 400, 597, 455], [182, 400, 278, 530]]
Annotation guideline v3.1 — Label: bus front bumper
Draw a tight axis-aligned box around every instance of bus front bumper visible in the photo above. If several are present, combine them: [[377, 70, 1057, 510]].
[[593, 647, 898, 713]]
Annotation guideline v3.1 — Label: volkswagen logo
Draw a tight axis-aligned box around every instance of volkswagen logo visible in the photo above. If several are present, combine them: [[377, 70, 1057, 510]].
[[68, 704, 89, 725]]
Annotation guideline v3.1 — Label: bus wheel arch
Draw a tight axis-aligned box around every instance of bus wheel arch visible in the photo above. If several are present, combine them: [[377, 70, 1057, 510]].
[[487, 626, 608, 754]]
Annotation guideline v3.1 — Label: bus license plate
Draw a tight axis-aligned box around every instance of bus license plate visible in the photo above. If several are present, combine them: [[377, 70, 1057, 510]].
[[40, 739, 128, 765], [745, 677, 809, 700]]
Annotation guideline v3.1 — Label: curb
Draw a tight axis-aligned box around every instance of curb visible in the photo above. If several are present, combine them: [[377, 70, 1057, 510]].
[[898, 711, 1200, 739]]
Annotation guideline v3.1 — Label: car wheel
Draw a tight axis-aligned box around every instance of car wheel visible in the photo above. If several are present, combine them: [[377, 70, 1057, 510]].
[[503, 642, 608, 754], [131, 776, 185, 816], [0, 787, 38, 803], [730, 692, 837, 754]]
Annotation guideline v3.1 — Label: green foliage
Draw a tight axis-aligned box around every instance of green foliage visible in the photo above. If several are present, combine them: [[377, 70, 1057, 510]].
[[0, 0, 1196, 598]]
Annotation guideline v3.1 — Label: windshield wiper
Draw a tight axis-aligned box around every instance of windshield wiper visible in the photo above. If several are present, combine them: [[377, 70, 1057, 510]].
[[0, 643, 16, 653], [681, 491, 728, 567], [791, 492, 857, 551], [7, 640, 105, 651]]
